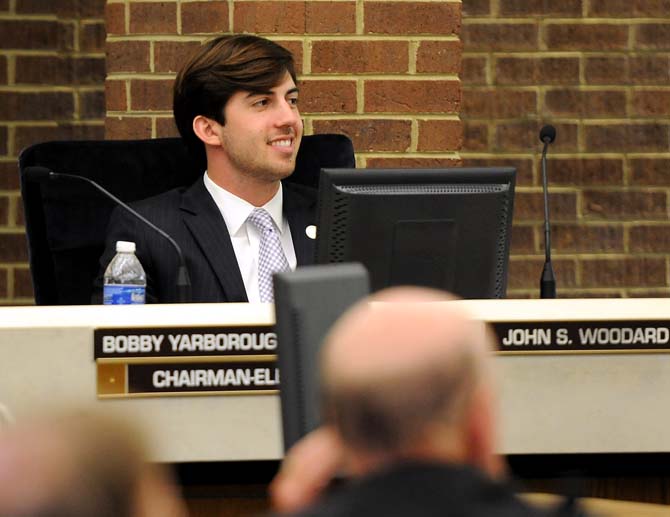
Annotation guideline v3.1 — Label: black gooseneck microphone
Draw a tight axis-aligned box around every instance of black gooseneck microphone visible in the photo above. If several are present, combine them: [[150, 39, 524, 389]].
[[24, 166, 192, 303], [539, 125, 556, 298]]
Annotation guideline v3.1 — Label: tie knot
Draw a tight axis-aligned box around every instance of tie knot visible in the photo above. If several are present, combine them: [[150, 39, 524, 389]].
[[248, 208, 276, 233]]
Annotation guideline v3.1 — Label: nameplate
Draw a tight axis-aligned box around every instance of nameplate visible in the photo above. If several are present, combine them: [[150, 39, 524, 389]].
[[493, 320, 670, 353], [94, 325, 277, 358], [94, 325, 277, 398]]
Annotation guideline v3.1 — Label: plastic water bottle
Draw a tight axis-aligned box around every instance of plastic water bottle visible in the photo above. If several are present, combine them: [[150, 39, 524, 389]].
[[103, 241, 146, 305]]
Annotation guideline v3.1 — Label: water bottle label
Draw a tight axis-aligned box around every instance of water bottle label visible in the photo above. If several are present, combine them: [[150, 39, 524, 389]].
[[103, 284, 146, 305]]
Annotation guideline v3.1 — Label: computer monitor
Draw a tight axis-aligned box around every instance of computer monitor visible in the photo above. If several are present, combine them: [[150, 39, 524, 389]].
[[273, 263, 370, 451], [315, 167, 516, 299]]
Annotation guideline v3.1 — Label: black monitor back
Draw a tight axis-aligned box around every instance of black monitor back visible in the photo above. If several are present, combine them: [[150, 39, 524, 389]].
[[315, 167, 516, 299], [273, 263, 370, 451]]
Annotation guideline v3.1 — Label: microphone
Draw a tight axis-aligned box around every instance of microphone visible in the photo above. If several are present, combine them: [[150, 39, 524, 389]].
[[539, 125, 556, 298], [24, 166, 192, 303]]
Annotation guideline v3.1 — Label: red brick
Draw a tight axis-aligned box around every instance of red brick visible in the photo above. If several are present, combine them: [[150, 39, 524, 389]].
[[276, 40, 303, 72], [495, 122, 578, 153], [629, 225, 670, 252], [105, 116, 152, 140], [299, 80, 357, 114], [544, 89, 627, 117], [416, 41, 462, 74], [79, 90, 105, 119], [552, 224, 624, 253], [13, 268, 33, 299], [514, 192, 577, 222], [584, 123, 669, 152], [462, 0, 491, 16], [590, 0, 670, 17], [630, 158, 670, 186], [129, 2, 176, 34], [495, 57, 579, 86], [0, 20, 63, 50], [15, 56, 105, 85], [365, 2, 460, 35], [0, 92, 74, 121], [544, 24, 629, 51], [461, 56, 487, 85], [18, 0, 105, 18], [234, 1, 306, 34], [306, 2, 356, 33], [549, 158, 624, 187], [632, 90, 670, 116], [0, 162, 19, 190], [105, 2, 125, 35], [500, 0, 581, 16], [635, 24, 670, 50], [182, 1, 228, 34], [460, 157, 533, 187], [80, 21, 106, 52], [461, 122, 489, 152], [0, 196, 7, 225], [508, 257, 577, 289], [630, 55, 670, 84], [509, 224, 536, 254], [584, 57, 628, 85], [581, 258, 666, 288], [156, 117, 179, 138], [461, 22, 538, 51], [154, 41, 202, 73], [130, 79, 173, 111], [0, 126, 6, 155], [106, 41, 150, 73], [0, 233, 28, 262], [462, 88, 536, 118], [364, 157, 462, 168], [15, 124, 104, 154], [105, 80, 127, 112], [417, 120, 463, 152], [582, 191, 667, 220], [0, 0, 8, 11], [16, 200, 25, 227], [0, 55, 6, 85], [312, 41, 408, 74], [312, 119, 411, 152], [365, 80, 460, 113]]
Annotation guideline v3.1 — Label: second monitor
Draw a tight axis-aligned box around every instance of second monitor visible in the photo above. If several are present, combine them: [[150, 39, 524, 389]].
[[315, 167, 516, 299]]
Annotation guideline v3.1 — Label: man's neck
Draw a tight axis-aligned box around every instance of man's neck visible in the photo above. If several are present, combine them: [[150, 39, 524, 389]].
[[207, 170, 281, 207]]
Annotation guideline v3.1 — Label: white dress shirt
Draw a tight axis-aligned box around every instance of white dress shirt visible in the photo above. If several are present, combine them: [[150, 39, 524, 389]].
[[203, 172, 297, 303]]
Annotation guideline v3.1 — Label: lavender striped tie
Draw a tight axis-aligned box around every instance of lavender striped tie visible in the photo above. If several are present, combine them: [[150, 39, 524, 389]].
[[248, 208, 289, 302]]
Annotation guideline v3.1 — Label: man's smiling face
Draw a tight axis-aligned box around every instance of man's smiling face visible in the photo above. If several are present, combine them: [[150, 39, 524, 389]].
[[215, 71, 303, 184]]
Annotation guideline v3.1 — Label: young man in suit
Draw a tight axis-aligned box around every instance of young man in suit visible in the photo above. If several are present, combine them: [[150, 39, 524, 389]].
[[96, 35, 315, 303], [270, 287, 583, 517]]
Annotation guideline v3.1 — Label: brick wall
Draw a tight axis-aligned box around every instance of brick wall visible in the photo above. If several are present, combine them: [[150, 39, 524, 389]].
[[0, 0, 106, 304], [461, 0, 670, 298], [104, 0, 463, 168]]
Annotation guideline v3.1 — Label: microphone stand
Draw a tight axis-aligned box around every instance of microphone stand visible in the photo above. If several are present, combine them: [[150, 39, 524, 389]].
[[540, 137, 556, 298]]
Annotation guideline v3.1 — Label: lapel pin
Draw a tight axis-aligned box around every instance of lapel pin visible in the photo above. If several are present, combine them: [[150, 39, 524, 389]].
[[305, 225, 317, 239]]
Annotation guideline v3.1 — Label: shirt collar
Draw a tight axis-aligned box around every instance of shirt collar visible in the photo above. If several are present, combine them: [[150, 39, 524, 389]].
[[203, 172, 285, 235]]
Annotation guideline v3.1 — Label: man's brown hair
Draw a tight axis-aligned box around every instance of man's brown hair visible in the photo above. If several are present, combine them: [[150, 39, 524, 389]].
[[173, 34, 297, 161]]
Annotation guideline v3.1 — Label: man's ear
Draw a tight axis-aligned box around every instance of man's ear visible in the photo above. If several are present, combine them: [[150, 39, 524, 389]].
[[192, 115, 222, 146]]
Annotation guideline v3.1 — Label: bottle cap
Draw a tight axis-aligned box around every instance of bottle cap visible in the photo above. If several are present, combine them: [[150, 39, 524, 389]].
[[116, 240, 136, 253]]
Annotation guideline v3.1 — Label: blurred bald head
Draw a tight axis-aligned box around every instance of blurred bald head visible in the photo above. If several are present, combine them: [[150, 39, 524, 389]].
[[320, 287, 498, 474], [0, 412, 185, 517]]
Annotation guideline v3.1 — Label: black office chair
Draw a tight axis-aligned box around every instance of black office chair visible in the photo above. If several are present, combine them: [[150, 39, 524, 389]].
[[18, 134, 355, 305]]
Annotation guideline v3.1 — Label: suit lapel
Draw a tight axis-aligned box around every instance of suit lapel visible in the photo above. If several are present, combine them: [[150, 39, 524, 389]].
[[283, 182, 317, 266], [180, 178, 248, 302]]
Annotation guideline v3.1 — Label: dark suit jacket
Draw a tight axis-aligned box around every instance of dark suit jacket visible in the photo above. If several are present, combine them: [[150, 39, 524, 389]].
[[93, 177, 317, 303], [285, 462, 583, 517]]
